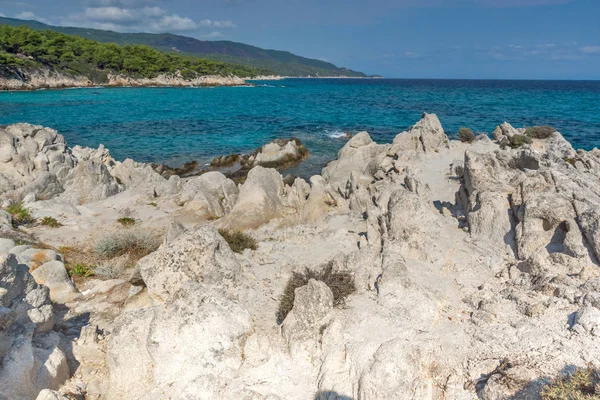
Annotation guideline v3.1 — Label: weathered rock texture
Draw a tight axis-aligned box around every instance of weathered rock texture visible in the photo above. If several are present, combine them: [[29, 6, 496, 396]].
[[2, 114, 600, 400]]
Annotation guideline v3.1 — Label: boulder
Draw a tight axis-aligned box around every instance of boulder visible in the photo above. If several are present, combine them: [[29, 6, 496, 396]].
[[180, 171, 238, 219], [0, 254, 69, 399], [107, 283, 251, 400], [220, 166, 286, 229], [138, 224, 241, 301], [30, 261, 79, 304]]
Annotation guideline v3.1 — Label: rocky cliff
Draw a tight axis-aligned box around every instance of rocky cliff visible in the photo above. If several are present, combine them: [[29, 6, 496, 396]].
[[1, 114, 600, 399]]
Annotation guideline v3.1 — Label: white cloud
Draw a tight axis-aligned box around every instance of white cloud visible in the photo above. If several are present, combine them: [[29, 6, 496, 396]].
[[63, 6, 210, 33], [535, 43, 556, 48], [61, 5, 235, 34], [198, 19, 236, 28], [404, 51, 419, 58], [0, 13, 5, 17], [16, 11, 51, 24], [580, 46, 600, 54]]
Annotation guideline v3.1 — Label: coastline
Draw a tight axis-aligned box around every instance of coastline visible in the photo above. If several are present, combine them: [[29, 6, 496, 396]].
[[0, 73, 385, 91], [0, 70, 261, 91]]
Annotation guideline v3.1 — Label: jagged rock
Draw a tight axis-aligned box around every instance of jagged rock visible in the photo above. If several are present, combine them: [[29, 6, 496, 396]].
[[0, 254, 69, 400], [322, 131, 389, 192], [110, 158, 181, 196], [138, 224, 241, 301], [180, 171, 238, 219], [220, 166, 286, 229], [30, 261, 79, 304], [107, 283, 251, 400], [574, 306, 600, 335], [282, 279, 333, 344], [59, 159, 120, 204], [243, 138, 309, 170], [492, 122, 519, 142]]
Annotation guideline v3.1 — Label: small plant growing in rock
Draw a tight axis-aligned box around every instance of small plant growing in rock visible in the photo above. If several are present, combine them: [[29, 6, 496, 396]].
[[30, 251, 47, 272], [70, 263, 94, 277], [117, 217, 136, 227], [148, 202, 157, 207], [6, 201, 35, 227], [525, 126, 556, 139], [540, 366, 600, 400], [277, 262, 356, 324], [94, 228, 160, 260], [218, 229, 258, 253], [563, 157, 578, 166], [503, 134, 532, 149], [458, 127, 476, 143], [41, 216, 62, 228], [94, 259, 126, 279]]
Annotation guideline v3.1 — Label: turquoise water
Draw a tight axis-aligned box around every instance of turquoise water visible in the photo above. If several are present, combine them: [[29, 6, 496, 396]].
[[1, 79, 599, 177]]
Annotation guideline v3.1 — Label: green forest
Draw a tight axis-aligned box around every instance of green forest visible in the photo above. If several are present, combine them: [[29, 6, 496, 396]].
[[0, 25, 271, 79]]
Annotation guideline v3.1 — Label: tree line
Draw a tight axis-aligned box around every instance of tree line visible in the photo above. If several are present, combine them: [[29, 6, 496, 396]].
[[0, 25, 270, 78]]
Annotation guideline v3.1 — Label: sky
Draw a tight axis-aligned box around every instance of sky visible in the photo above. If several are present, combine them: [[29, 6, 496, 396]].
[[0, 0, 599, 79]]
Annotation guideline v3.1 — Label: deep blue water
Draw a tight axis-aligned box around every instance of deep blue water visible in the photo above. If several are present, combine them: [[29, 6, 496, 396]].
[[1, 78, 599, 176]]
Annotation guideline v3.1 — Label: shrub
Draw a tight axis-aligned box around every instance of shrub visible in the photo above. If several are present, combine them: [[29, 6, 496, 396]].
[[277, 262, 356, 324], [508, 134, 532, 149], [458, 127, 476, 143], [94, 228, 160, 260], [540, 366, 600, 400], [117, 217, 136, 227], [41, 216, 62, 228], [564, 157, 578, 166], [70, 263, 94, 277], [218, 229, 258, 253], [6, 201, 35, 227], [525, 126, 556, 139], [148, 202, 157, 207], [94, 259, 126, 279]]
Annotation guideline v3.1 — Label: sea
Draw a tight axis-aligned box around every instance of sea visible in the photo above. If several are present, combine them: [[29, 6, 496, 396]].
[[1, 78, 599, 177]]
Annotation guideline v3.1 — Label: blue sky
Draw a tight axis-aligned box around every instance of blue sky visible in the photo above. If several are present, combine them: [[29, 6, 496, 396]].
[[1, 0, 599, 79]]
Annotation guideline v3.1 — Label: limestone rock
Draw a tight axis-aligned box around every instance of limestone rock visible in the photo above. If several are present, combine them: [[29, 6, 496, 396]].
[[31, 261, 79, 304], [180, 171, 238, 219], [0, 254, 69, 399], [220, 166, 286, 229], [138, 224, 241, 301]]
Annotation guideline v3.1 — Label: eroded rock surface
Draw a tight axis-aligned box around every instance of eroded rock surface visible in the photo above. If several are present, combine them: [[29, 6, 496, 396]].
[[2, 114, 600, 399]]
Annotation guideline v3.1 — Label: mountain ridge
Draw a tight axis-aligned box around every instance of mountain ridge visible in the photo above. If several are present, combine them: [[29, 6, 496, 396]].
[[0, 16, 369, 77]]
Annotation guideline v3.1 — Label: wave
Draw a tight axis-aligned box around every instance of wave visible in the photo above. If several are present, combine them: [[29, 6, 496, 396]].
[[324, 129, 349, 139]]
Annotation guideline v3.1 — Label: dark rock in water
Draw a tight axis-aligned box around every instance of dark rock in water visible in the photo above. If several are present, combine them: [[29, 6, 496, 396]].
[[152, 160, 200, 178], [210, 154, 241, 168]]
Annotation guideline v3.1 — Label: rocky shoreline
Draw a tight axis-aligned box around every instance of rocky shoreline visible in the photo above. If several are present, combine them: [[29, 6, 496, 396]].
[[0, 67, 274, 91], [2, 114, 600, 399]]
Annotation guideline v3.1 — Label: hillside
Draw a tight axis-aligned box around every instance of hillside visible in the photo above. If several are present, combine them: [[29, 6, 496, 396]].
[[0, 25, 271, 89], [0, 16, 368, 77]]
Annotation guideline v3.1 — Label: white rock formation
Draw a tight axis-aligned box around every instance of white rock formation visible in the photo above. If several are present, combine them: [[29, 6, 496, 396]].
[[2, 114, 600, 399]]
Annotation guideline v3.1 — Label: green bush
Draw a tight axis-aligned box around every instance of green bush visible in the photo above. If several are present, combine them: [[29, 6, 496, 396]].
[[540, 366, 600, 400], [218, 229, 258, 253], [41, 216, 62, 228], [458, 127, 476, 143], [6, 201, 35, 227], [117, 217, 136, 227], [525, 126, 556, 139], [69, 263, 94, 277], [277, 262, 356, 324], [507, 134, 532, 149]]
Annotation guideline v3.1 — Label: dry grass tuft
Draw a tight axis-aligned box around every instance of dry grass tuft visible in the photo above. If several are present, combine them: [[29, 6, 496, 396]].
[[541, 366, 600, 400], [458, 127, 476, 143], [6, 201, 35, 227], [218, 229, 258, 253], [277, 262, 356, 324], [525, 126, 557, 139], [29, 251, 47, 272]]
